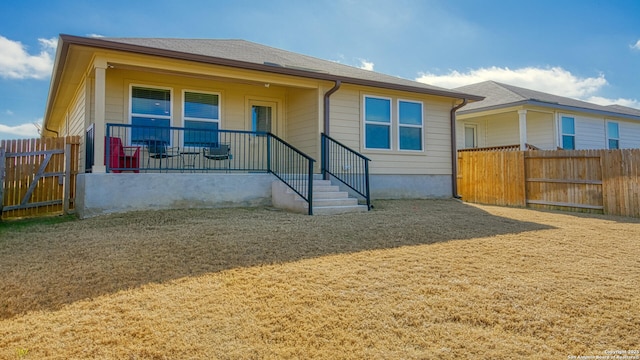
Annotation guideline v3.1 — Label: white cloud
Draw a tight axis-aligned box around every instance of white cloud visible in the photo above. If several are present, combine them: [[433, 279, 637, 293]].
[[5, 110, 14, 116], [0, 35, 57, 79], [416, 66, 640, 110], [631, 39, 640, 51], [0, 121, 41, 138], [585, 96, 640, 109], [416, 66, 607, 98], [359, 59, 374, 71], [87, 33, 105, 38]]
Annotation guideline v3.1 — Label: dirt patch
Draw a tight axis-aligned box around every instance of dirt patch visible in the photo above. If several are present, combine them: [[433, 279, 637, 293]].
[[0, 200, 638, 359]]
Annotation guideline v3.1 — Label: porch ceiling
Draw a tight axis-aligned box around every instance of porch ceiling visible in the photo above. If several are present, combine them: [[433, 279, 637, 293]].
[[106, 62, 319, 90]]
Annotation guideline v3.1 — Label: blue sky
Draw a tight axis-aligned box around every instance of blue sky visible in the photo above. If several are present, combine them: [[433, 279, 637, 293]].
[[1, 0, 639, 139]]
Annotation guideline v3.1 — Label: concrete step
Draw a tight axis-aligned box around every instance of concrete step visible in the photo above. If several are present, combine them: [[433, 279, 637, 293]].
[[299, 197, 359, 207], [312, 191, 349, 199], [312, 204, 369, 215], [272, 179, 369, 215]]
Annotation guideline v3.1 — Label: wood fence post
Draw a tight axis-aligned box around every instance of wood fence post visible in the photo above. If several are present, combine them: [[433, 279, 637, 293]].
[[64, 143, 71, 214], [0, 147, 5, 217], [520, 150, 527, 207]]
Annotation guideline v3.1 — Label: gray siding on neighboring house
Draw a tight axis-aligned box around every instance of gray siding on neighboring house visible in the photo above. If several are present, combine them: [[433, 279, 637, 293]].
[[620, 121, 640, 148], [525, 112, 555, 149]]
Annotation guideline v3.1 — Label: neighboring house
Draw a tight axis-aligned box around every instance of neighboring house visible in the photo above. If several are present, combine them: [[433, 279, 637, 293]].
[[42, 34, 482, 217], [454, 81, 640, 151]]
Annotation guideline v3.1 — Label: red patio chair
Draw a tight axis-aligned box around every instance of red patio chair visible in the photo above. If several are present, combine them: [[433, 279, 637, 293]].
[[105, 137, 141, 173]]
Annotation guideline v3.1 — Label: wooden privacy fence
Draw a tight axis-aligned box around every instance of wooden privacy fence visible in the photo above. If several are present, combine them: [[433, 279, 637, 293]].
[[1, 136, 80, 220], [457, 149, 640, 218]]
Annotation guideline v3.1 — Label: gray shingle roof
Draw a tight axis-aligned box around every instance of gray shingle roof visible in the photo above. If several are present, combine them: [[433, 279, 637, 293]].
[[73, 36, 481, 100], [454, 81, 640, 120]]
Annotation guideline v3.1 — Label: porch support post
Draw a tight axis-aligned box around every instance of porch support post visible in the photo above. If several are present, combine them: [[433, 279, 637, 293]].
[[92, 61, 107, 173], [518, 109, 528, 151]]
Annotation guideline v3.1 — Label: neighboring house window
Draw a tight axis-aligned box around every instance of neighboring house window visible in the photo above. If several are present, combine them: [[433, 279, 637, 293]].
[[131, 86, 171, 145], [183, 91, 220, 146], [398, 100, 423, 151], [364, 96, 391, 149], [561, 116, 575, 150], [607, 121, 619, 149], [464, 125, 477, 148]]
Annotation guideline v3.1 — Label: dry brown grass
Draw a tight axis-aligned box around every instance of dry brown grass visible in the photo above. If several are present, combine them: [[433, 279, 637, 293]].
[[0, 200, 638, 359]]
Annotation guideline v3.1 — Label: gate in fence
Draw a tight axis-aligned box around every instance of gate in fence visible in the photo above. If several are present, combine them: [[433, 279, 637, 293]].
[[1, 137, 80, 220]]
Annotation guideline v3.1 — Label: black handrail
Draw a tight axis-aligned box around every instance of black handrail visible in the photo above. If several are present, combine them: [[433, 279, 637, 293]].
[[268, 133, 315, 215], [321, 133, 371, 210]]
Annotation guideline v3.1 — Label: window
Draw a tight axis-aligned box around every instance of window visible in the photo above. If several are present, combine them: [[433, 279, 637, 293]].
[[183, 91, 220, 146], [364, 96, 391, 149], [464, 125, 477, 148], [607, 121, 619, 149], [252, 105, 272, 133], [561, 116, 575, 150], [131, 86, 171, 145], [398, 100, 423, 151]]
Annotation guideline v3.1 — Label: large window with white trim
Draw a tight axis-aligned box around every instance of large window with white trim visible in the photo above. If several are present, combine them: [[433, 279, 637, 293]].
[[398, 100, 423, 151], [561, 116, 575, 150], [607, 121, 619, 149], [183, 91, 220, 146], [364, 96, 391, 150], [131, 86, 171, 145]]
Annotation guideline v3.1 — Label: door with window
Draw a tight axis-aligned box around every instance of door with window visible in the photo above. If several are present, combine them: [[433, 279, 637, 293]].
[[248, 100, 277, 170], [250, 100, 277, 134]]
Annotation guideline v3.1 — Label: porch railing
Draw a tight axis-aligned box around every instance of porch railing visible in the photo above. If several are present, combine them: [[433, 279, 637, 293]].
[[268, 134, 315, 215], [321, 133, 371, 210], [104, 123, 315, 214], [85, 124, 95, 173], [106, 123, 270, 173]]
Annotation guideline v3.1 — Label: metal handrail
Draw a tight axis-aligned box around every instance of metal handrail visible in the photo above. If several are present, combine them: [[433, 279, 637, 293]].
[[268, 133, 315, 215], [321, 133, 371, 210]]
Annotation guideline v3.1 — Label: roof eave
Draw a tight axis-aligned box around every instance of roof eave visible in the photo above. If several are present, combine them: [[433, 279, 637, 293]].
[[457, 99, 640, 121], [55, 34, 483, 101], [43, 35, 72, 133]]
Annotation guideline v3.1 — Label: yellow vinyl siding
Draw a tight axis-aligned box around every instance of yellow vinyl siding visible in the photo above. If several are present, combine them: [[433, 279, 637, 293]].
[[286, 88, 319, 159], [66, 77, 88, 137], [103, 68, 289, 132], [328, 88, 360, 148], [328, 85, 455, 175]]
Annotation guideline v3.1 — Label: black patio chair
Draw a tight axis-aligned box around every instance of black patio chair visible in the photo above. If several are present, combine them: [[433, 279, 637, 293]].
[[202, 143, 231, 171], [145, 140, 179, 171]]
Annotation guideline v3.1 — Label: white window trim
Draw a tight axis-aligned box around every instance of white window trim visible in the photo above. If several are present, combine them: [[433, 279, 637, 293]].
[[181, 89, 223, 148], [464, 124, 478, 149], [129, 84, 173, 145], [606, 120, 620, 150], [560, 115, 575, 150], [363, 95, 392, 151], [397, 99, 424, 152], [182, 89, 222, 127]]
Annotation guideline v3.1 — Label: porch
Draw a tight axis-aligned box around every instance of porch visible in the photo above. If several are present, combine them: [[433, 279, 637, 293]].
[[77, 123, 371, 217]]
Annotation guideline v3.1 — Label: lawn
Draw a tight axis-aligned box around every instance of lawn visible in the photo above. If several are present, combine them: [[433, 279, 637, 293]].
[[0, 200, 638, 359]]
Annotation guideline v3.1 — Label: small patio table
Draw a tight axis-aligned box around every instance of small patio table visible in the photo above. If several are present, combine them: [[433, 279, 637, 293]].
[[180, 151, 201, 172]]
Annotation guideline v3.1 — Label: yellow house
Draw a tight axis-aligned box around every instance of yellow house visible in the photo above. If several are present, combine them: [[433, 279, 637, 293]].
[[43, 35, 481, 217], [455, 81, 640, 151]]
